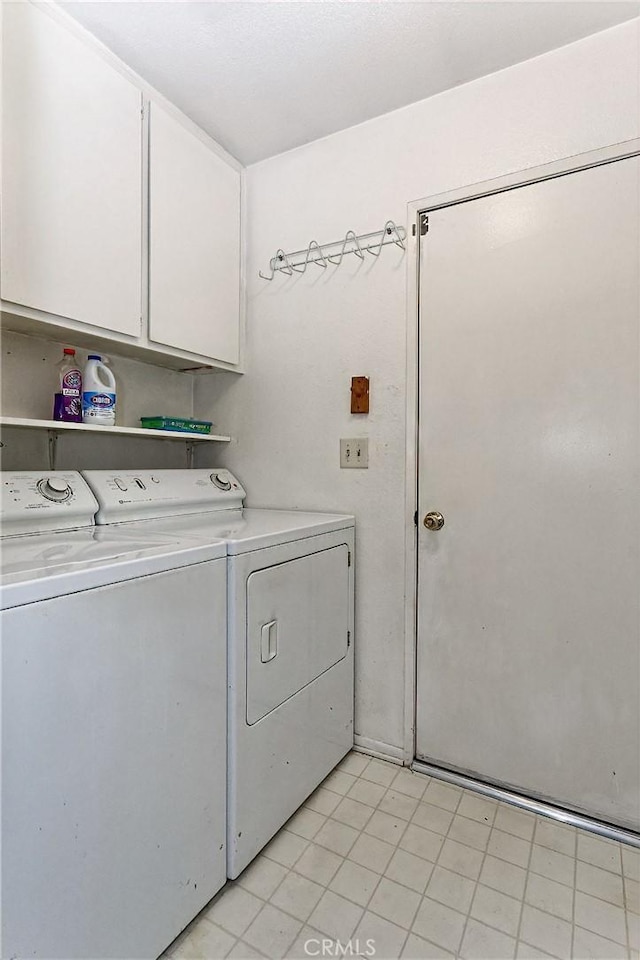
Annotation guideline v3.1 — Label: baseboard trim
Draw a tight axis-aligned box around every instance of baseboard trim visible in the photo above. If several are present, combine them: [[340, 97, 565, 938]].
[[353, 735, 405, 765]]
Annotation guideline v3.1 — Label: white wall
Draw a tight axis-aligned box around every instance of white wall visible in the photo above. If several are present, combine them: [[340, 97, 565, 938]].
[[195, 21, 640, 758], [1, 331, 199, 470]]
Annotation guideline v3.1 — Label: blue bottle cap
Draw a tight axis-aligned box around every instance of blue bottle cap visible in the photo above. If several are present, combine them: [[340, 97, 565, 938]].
[[88, 354, 101, 360]]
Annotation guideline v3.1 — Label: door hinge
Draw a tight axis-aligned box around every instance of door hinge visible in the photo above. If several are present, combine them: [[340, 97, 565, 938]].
[[347, 630, 351, 647], [347, 550, 352, 567], [420, 213, 429, 235], [414, 511, 418, 527]]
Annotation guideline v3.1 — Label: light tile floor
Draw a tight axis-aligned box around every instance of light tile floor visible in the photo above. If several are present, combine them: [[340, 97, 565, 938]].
[[164, 752, 640, 960]]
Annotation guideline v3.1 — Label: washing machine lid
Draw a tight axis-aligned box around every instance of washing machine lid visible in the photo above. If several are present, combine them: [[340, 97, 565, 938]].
[[0, 528, 226, 609], [103, 508, 354, 555]]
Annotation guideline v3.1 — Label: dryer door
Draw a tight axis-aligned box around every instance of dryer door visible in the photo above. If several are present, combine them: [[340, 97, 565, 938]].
[[246, 544, 350, 724]]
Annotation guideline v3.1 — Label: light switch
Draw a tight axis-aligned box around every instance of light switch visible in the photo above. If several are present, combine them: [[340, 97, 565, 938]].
[[340, 438, 368, 468]]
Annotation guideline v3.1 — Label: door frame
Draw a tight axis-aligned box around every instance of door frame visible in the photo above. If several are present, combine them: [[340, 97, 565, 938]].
[[402, 137, 640, 764]]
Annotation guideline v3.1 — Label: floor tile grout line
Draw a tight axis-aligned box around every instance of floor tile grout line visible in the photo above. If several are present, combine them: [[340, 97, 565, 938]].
[[328, 795, 412, 848], [166, 880, 247, 957], [296, 792, 398, 949], [294, 854, 377, 911], [333, 760, 428, 924], [353, 769, 575, 950], [571, 921, 632, 953], [515, 938, 557, 959], [364, 866, 426, 947], [236, 938, 268, 959], [623, 872, 633, 956], [412, 774, 500, 953], [228, 895, 269, 946], [241, 892, 305, 959], [257, 834, 351, 943], [335, 757, 460, 952], [529, 855, 629, 900], [265, 846, 322, 925], [274, 763, 419, 933], [327, 797, 407, 843], [617, 842, 633, 957], [325, 807, 390, 921], [569, 821, 578, 960], [573, 870, 634, 948], [522, 850, 575, 925], [453, 787, 500, 956], [514, 814, 537, 956]]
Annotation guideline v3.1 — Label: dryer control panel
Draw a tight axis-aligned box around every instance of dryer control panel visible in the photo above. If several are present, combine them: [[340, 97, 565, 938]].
[[82, 469, 246, 525], [0, 471, 99, 537]]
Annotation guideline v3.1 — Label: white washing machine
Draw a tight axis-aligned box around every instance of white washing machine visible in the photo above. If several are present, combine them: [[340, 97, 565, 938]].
[[0, 471, 228, 960], [83, 469, 355, 878]]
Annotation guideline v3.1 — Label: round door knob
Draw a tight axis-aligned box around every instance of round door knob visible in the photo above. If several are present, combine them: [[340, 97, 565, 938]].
[[423, 511, 445, 531]]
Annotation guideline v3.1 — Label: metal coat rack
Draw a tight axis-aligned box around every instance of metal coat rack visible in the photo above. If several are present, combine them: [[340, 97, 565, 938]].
[[259, 220, 406, 281]]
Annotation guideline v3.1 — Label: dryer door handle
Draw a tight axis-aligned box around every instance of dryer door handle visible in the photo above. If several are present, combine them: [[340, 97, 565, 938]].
[[260, 620, 278, 663]]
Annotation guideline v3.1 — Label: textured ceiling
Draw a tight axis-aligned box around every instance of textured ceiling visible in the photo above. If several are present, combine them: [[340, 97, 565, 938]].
[[60, 1, 639, 165]]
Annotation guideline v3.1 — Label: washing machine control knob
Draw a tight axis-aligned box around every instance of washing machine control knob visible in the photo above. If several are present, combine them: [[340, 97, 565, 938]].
[[37, 477, 72, 502], [210, 472, 232, 491]]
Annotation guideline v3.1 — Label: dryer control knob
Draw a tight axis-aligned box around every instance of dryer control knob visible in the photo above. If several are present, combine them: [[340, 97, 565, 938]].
[[38, 476, 72, 502], [210, 472, 232, 491]]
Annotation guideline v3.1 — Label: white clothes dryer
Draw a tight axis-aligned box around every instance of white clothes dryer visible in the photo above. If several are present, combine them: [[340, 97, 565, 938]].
[[83, 469, 355, 878], [0, 471, 228, 960]]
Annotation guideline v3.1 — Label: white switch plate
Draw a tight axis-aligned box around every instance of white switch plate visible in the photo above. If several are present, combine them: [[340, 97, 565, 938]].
[[340, 438, 369, 468]]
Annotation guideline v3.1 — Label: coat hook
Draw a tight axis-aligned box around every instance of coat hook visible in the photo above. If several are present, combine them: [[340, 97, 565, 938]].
[[259, 249, 294, 280], [259, 221, 406, 279], [307, 241, 327, 270], [366, 220, 405, 258], [327, 230, 365, 265], [388, 220, 406, 249]]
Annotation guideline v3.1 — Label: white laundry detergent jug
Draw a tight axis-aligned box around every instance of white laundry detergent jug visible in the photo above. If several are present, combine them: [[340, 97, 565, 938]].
[[82, 355, 116, 426]]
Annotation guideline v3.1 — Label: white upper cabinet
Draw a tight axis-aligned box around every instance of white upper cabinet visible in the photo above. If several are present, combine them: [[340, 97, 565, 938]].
[[2, 3, 242, 371], [1, 3, 143, 337], [148, 103, 241, 366]]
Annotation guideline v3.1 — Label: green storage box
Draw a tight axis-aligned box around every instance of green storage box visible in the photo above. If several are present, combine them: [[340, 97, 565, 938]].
[[140, 416, 213, 435]]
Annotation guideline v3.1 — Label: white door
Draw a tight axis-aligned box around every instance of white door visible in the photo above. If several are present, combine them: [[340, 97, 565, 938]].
[[148, 103, 241, 364], [1, 3, 142, 336], [416, 156, 640, 831]]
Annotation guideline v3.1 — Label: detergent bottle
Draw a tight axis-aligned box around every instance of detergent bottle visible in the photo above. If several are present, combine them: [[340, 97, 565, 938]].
[[82, 355, 116, 426], [53, 347, 82, 422]]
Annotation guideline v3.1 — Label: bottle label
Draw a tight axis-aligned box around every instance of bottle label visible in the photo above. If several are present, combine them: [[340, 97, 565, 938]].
[[82, 391, 116, 419], [54, 394, 82, 422], [61, 369, 82, 397]]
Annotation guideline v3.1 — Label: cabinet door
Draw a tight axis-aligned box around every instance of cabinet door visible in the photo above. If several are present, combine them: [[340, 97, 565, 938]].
[[1, 3, 142, 337], [148, 103, 241, 365]]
